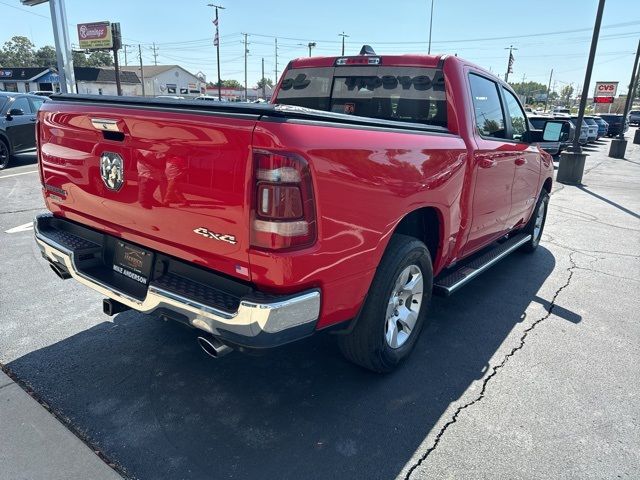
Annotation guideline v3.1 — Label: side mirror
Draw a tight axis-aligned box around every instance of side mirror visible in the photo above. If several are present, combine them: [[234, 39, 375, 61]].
[[542, 120, 564, 142], [6, 108, 25, 119]]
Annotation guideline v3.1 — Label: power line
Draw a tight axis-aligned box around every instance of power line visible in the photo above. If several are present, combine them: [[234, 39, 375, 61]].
[[0, 0, 49, 19]]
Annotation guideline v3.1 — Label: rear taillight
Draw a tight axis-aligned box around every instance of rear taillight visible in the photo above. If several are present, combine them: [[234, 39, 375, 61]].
[[250, 150, 316, 250]]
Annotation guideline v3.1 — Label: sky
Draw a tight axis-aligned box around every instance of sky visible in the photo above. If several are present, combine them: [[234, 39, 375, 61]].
[[1, 0, 638, 96]]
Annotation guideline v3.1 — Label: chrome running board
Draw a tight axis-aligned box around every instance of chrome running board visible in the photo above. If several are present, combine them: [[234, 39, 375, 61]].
[[433, 233, 532, 296]]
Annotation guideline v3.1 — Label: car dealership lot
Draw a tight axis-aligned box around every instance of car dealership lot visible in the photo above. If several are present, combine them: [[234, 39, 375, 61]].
[[1, 135, 639, 479]]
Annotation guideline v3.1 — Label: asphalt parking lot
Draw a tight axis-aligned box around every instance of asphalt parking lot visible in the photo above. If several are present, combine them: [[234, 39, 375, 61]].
[[1, 135, 639, 480]]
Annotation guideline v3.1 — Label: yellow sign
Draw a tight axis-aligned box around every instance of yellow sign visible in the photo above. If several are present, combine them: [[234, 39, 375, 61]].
[[77, 22, 112, 50]]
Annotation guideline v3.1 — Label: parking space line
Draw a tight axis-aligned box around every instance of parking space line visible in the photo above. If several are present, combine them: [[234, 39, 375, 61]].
[[5, 223, 33, 234], [0, 170, 38, 180]]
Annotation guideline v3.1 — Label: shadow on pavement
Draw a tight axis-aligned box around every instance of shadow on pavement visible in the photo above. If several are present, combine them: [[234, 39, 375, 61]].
[[577, 185, 640, 219], [7, 248, 579, 480], [7, 151, 38, 169]]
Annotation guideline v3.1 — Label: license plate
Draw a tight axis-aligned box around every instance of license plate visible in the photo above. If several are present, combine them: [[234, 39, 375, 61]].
[[112, 241, 153, 285]]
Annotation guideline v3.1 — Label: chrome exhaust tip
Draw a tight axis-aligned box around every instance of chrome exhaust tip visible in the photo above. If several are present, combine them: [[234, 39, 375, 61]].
[[49, 262, 71, 280], [197, 335, 233, 359]]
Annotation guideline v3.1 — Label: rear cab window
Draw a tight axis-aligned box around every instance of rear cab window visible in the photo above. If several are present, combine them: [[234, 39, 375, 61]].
[[275, 64, 447, 128]]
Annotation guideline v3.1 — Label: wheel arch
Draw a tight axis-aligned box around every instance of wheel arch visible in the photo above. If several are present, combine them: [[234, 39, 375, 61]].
[[392, 206, 444, 271], [542, 176, 552, 194], [0, 132, 10, 152]]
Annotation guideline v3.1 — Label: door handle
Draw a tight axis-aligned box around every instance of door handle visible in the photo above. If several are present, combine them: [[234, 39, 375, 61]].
[[515, 157, 526, 166], [478, 158, 497, 169]]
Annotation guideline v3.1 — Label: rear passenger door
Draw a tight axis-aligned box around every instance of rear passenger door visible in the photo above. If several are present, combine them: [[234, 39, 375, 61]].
[[463, 73, 517, 256]]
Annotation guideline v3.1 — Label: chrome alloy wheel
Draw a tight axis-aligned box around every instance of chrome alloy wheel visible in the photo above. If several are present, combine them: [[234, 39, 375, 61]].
[[385, 264, 424, 349], [533, 199, 546, 243]]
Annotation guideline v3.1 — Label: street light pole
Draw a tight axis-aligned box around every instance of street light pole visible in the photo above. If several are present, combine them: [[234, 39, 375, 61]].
[[428, 0, 434, 55], [618, 39, 640, 140], [557, 0, 605, 185], [570, 0, 605, 154], [609, 37, 640, 157], [308, 42, 316, 57], [38, 0, 77, 93], [208, 3, 225, 101]]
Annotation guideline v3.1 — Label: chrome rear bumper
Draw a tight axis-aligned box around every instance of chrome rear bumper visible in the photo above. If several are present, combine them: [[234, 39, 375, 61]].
[[34, 214, 320, 348]]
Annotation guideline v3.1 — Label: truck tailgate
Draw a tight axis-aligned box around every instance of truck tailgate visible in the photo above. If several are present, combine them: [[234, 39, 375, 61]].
[[38, 100, 257, 280]]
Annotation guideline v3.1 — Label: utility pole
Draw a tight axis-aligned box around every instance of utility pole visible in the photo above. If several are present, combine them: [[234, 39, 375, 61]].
[[274, 38, 278, 83], [428, 0, 434, 54], [544, 68, 553, 112], [207, 4, 225, 101], [152, 42, 158, 66], [243, 33, 249, 101], [261, 57, 266, 99], [138, 44, 145, 97], [111, 23, 122, 96], [308, 42, 316, 57], [339, 32, 349, 56], [504, 45, 517, 83], [123, 44, 131, 66]]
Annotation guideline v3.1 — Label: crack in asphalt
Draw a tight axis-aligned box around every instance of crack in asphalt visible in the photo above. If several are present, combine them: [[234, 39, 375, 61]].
[[404, 252, 578, 480], [0, 207, 43, 215]]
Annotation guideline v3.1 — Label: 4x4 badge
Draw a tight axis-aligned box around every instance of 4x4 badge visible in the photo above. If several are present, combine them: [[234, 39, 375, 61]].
[[193, 227, 237, 245]]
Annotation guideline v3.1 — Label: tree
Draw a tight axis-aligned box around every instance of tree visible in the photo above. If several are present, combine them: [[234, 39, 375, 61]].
[[0, 36, 36, 67], [509, 81, 548, 104], [212, 79, 243, 89], [72, 50, 113, 68], [257, 77, 273, 89], [35, 46, 57, 68], [559, 85, 574, 106]]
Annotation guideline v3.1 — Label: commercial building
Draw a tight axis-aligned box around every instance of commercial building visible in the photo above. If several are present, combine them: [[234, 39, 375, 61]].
[[0, 67, 61, 93], [0, 66, 141, 95], [118, 65, 206, 97], [75, 67, 140, 96], [205, 85, 274, 101]]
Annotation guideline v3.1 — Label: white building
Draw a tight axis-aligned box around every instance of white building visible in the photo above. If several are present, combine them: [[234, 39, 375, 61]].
[[75, 67, 140, 96], [118, 65, 206, 98]]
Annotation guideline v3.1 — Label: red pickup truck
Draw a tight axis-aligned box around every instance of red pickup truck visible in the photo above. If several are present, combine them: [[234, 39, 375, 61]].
[[34, 50, 562, 372]]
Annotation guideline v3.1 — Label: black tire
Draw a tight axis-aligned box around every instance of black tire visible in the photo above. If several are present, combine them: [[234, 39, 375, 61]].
[[520, 190, 549, 253], [338, 234, 433, 373], [0, 138, 10, 170]]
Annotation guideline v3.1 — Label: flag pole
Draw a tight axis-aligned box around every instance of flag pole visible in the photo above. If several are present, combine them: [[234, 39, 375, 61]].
[[504, 45, 517, 83], [208, 4, 225, 101]]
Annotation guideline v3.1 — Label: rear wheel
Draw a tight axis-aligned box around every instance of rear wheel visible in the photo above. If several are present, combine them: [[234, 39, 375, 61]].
[[338, 234, 433, 373], [520, 190, 549, 253], [0, 139, 10, 170]]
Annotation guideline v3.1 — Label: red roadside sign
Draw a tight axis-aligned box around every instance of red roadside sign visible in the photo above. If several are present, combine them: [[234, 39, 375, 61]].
[[77, 21, 112, 50]]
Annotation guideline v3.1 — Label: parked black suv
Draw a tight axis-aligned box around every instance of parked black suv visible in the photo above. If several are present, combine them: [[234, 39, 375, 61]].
[[597, 113, 629, 138], [0, 92, 45, 169]]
